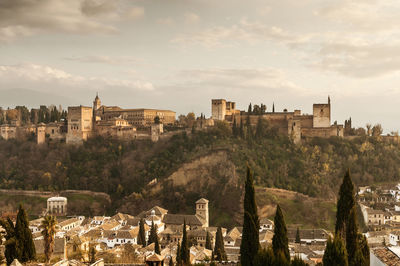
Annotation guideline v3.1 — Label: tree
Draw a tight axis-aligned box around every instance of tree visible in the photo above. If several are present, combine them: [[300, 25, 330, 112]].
[[0, 218, 19, 265], [176, 240, 181, 265], [154, 116, 161, 124], [291, 256, 308, 266], [40, 215, 57, 263], [248, 103, 252, 114], [240, 165, 260, 266], [213, 226, 226, 262], [232, 116, 238, 138], [295, 227, 301, 244], [15, 205, 36, 262], [246, 115, 252, 140], [323, 236, 348, 266], [272, 205, 290, 262], [254, 248, 274, 266], [148, 220, 157, 245], [239, 118, 244, 138], [147, 220, 161, 254], [180, 220, 190, 265], [372, 124, 383, 137], [335, 169, 355, 238], [358, 234, 370, 265], [137, 219, 146, 247], [89, 245, 96, 264], [255, 116, 264, 139], [205, 231, 212, 250], [346, 207, 358, 263]]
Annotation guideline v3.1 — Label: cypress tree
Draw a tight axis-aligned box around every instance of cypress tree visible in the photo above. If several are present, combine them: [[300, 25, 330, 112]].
[[346, 207, 358, 263], [272, 204, 290, 262], [176, 240, 181, 265], [0, 218, 19, 265], [350, 248, 366, 266], [254, 248, 274, 266], [255, 116, 263, 139], [15, 205, 36, 262], [246, 115, 252, 139], [323, 236, 348, 266], [180, 220, 190, 264], [295, 227, 301, 244], [213, 226, 226, 262], [239, 118, 244, 138], [148, 220, 157, 246], [154, 232, 161, 255], [232, 116, 238, 137], [358, 234, 370, 265], [240, 165, 260, 266], [335, 169, 355, 237], [291, 256, 308, 266], [137, 218, 146, 246], [248, 103, 252, 114], [205, 231, 212, 250]]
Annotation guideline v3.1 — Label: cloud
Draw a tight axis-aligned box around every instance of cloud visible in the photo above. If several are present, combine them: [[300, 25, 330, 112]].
[[171, 19, 307, 48], [176, 68, 305, 94], [80, 0, 117, 17], [316, 0, 400, 32], [64, 55, 140, 65], [0, 63, 155, 93], [125, 6, 145, 20], [309, 40, 400, 78], [0, 0, 148, 42], [184, 12, 200, 24], [157, 17, 175, 25]]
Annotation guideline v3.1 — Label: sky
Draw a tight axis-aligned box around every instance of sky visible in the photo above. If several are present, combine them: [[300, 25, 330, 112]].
[[1, 0, 400, 132]]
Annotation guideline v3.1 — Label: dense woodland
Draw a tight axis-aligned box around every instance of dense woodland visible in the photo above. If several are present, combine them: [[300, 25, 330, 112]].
[[0, 120, 400, 226]]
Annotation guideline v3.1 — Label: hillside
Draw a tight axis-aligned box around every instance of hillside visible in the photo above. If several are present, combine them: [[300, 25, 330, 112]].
[[1, 123, 400, 228]]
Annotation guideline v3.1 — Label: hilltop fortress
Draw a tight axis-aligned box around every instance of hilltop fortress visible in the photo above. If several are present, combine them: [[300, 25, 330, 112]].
[[212, 97, 344, 143], [0, 94, 176, 144], [0, 95, 352, 145]]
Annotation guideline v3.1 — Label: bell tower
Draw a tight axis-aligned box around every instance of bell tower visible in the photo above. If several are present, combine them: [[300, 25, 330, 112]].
[[93, 93, 101, 111], [93, 93, 101, 129], [196, 198, 209, 227]]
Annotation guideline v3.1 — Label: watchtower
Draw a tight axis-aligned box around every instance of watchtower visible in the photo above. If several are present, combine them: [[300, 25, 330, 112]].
[[313, 96, 331, 128], [196, 198, 209, 227]]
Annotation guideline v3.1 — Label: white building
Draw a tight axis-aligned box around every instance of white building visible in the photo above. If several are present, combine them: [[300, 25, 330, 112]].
[[47, 196, 67, 216]]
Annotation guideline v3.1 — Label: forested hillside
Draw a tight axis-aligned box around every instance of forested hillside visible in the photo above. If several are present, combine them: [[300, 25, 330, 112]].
[[1, 122, 400, 228]]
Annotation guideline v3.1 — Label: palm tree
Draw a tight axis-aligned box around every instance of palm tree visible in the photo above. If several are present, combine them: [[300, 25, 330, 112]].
[[40, 215, 57, 263]]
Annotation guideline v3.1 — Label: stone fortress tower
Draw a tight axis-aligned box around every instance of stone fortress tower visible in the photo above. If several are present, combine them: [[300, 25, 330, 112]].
[[313, 96, 331, 128], [195, 198, 209, 227], [211, 99, 239, 121]]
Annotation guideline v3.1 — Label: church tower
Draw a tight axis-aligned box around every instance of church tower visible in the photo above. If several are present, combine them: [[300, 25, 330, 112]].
[[196, 198, 209, 227], [93, 93, 101, 111], [93, 93, 101, 129]]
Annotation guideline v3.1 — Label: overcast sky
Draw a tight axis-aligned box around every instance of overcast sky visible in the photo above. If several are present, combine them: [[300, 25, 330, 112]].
[[1, 0, 400, 132]]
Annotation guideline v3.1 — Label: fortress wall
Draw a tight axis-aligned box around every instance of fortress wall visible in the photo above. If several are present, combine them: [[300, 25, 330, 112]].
[[301, 126, 343, 138]]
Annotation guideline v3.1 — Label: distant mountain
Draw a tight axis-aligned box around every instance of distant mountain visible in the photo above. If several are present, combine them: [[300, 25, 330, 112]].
[[0, 88, 76, 109]]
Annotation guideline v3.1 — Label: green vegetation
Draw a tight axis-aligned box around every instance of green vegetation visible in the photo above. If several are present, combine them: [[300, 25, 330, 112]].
[[0, 122, 400, 228], [40, 215, 57, 263], [324, 171, 369, 265], [240, 166, 260, 266], [242, 166, 307, 265], [213, 226, 226, 262], [0, 205, 36, 265]]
